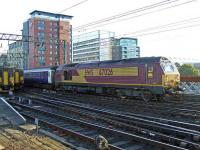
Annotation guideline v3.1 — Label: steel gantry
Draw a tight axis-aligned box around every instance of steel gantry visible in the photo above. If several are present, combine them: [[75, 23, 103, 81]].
[[0, 33, 30, 41]]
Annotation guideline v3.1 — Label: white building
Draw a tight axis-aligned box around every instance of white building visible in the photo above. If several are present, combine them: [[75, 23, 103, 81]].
[[73, 30, 115, 63]]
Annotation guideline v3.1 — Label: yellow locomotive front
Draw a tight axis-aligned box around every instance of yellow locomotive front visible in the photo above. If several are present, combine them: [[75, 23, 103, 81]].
[[14, 69, 24, 89], [0, 68, 14, 92], [160, 59, 180, 93]]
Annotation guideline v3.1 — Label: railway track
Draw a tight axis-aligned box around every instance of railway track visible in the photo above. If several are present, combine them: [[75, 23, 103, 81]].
[[6, 91, 200, 150], [21, 88, 200, 123]]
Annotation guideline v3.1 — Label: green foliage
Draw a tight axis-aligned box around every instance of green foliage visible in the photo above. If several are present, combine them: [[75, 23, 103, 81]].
[[179, 64, 200, 76]]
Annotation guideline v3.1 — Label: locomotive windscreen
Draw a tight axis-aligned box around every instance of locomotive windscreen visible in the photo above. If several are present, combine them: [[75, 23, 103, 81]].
[[161, 60, 179, 73]]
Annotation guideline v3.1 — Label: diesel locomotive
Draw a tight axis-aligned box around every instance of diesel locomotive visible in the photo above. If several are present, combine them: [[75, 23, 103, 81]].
[[24, 57, 180, 101]]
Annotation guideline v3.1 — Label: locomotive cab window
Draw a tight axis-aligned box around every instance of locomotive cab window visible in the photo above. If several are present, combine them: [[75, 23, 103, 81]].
[[64, 70, 72, 80], [147, 66, 153, 79]]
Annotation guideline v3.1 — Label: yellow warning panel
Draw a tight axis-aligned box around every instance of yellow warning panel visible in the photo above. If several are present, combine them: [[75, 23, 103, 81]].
[[15, 72, 19, 83], [3, 71, 8, 86]]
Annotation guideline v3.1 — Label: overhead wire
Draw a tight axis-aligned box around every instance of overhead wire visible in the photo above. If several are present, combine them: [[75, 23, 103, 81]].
[[58, 0, 89, 13], [5, 0, 199, 63], [72, 16, 200, 49], [73, 0, 196, 31], [77, 0, 196, 31], [50, 0, 200, 63]]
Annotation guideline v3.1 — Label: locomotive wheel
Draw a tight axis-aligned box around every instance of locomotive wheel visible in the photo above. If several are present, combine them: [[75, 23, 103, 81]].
[[141, 91, 152, 102]]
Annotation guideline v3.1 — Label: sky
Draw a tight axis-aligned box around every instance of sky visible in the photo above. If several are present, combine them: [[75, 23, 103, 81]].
[[0, 0, 200, 61]]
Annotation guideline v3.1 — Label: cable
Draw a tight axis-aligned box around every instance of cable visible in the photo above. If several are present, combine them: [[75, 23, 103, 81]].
[[58, 0, 89, 13], [72, 16, 200, 49], [120, 17, 200, 37], [5, 14, 200, 63], [120, 23, 200, 38], [5, 16, 199, 54], [73, 0, 195, 31], [79, 0, 196, 31]]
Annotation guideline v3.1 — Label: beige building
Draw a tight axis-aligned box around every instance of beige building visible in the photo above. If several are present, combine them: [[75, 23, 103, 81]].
[[0, 54, 7, 67], [7, 41, 24, 69]]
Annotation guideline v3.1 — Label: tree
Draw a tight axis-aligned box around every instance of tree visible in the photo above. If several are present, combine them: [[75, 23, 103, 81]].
[[179, 64, 200, 76]]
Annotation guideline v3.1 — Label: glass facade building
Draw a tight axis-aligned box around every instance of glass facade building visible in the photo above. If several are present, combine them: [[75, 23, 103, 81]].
[[73, 30, 115, 63], [112, 38, 140, 60]]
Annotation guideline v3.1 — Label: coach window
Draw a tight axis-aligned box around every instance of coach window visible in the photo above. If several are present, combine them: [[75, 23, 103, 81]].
[[64, 71, 72, 80], [147, 66, 153, 79]]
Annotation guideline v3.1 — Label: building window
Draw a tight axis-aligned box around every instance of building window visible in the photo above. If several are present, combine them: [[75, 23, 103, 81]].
[[53, 22, 58, 26], [49, 33, 53, 38], [123, 51, 127, 54], [38, 32, 45, 44], [38, 20, 45, 30], [39, 45, 45, 51]]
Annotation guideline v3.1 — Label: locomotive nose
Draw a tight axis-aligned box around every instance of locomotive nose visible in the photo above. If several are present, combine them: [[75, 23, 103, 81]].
[[164, 74, 180, 88]]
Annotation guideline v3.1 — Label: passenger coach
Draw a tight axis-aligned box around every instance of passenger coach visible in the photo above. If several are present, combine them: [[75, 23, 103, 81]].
[[24, 67, 56, 89]]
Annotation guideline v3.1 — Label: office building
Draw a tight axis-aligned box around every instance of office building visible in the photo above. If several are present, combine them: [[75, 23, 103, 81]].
[[73, 30, 115, 63], [112, 38, 140, 60], [0, 54, 7, 67], [23, 10, 73, 69], [7, 41, 24, 69]]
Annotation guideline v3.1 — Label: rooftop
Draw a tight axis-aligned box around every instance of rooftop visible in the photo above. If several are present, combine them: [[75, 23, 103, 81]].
[[30, 10, 73, 19]]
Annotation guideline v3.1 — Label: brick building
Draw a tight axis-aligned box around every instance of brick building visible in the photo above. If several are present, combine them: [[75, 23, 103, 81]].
[[23, 10, 73, 69]]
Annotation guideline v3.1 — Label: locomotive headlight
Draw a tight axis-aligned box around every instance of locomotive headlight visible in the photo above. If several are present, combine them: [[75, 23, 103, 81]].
[[164, 81, 168, 86], [175, 75, 180, 81]]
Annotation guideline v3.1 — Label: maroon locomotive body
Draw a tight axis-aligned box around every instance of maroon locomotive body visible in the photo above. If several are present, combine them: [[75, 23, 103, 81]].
[[55, 57, 180, 100]]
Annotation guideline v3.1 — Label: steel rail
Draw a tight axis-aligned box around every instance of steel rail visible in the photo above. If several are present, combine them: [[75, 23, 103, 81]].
[[12, 102, 188, 150], [17, 93, 200, 137], [10, 98, 200, 149]]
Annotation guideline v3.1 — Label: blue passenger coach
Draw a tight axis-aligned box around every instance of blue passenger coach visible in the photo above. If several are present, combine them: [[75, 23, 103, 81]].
[[24, 67, 56, 88]]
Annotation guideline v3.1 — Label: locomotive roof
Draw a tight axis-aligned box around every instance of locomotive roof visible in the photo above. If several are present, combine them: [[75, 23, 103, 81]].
[[57, 57, 168, 70]]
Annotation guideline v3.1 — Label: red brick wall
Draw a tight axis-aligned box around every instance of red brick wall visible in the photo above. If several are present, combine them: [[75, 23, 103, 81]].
[[28, 18, 72, 69], [59, 21, 71, 64]]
